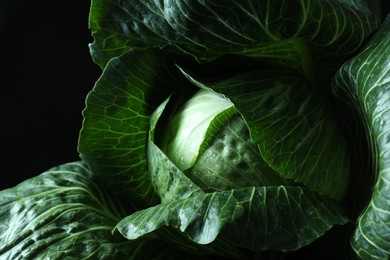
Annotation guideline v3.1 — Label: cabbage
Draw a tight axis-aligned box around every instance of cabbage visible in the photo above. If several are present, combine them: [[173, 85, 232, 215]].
[[1, 1, 389, 259]]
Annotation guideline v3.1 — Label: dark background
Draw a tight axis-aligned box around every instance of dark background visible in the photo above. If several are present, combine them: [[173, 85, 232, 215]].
[[0, 2, 389, 191], [0, 1, 101, 189]]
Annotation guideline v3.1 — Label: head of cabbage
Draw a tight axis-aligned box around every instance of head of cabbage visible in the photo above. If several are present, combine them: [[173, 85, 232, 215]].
[[159, 88, 291, 192], [1, 0, 388, 259]]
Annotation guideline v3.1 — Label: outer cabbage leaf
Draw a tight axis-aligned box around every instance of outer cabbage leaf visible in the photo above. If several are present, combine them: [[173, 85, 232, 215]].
[[89, 0, 380, 72], [181, 70, 350, 201], [115, 96, 348, 253], [333, 16, 390, 259], [0, 162, 187, 259], [117, 183, 347, 252], [78, 49, 191, 206]]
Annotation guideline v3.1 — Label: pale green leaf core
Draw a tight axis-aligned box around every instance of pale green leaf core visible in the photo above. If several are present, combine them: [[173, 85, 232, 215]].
[[160, 89, 234, 171]]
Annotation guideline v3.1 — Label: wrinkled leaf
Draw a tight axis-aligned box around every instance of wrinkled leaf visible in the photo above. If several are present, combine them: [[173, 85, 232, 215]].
[[333, 15, 390, 259], [0, 162, 185, 259], [89, 0, 379, 72], [116, 185, 347, 252], [190, 108, 290, 191]]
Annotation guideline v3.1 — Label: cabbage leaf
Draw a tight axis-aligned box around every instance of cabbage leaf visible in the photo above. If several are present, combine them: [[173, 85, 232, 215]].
[[333, 15, 390, 260], [0, 162, 189, 259]]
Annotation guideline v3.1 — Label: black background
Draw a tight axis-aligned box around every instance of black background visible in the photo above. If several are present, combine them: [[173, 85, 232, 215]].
[[1, 1, 101, 189], [1, 2, 389, 191]]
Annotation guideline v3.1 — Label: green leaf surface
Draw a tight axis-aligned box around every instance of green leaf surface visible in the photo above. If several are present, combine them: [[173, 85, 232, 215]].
[[78, 49, 189, 206], [0, 162, 185, 259], [89, 0, 379, 69], [190, 107, 290, 191], [332, 15, 390, 260], [181, 70, 350, 201], [116, 185, 347, 252]]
